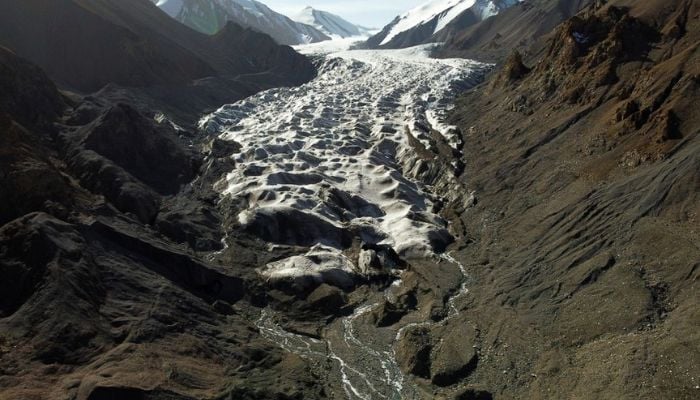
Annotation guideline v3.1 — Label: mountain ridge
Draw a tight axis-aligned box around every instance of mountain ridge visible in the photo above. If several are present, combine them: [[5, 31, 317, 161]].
[[365, 0, 519, 49]]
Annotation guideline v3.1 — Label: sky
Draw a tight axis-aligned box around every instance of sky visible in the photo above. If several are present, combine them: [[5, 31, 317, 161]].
[[262, 0, 428, 28]]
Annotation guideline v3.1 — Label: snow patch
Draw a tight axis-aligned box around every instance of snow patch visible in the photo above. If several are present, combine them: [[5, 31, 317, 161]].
[[156, 0, 185, 17]]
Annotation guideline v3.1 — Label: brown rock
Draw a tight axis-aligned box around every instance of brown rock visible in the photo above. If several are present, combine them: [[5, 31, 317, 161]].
[[395, 325, 432, 379], [430, 323, 479, 387]]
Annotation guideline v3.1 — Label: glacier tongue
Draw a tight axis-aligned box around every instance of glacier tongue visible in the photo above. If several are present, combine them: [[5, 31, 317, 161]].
[[200, 44, 488, 288]]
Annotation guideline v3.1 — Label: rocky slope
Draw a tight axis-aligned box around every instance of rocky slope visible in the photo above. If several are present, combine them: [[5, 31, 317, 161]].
[[154, 0, 330, 45], [1, 0, 698, 398], [0, 1, 326, 399], [436, 0, 593, 62], [423, 0, 699, 397]]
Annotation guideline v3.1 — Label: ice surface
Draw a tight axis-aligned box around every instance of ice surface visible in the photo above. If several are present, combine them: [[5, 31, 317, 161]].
[[294, 37, 367, 54], [200, 44, 488, 286]]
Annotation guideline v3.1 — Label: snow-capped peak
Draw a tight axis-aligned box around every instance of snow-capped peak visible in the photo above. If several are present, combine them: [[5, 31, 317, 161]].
[[380, 0, 518, 46], [293, 7, 368, 39], [153, 0, 329, 45]]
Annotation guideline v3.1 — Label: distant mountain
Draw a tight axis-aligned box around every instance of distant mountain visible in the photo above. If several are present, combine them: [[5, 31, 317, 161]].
[[293, 6, 371, 39], [155, 0, 330, 45], [365, 0, 519, 49]]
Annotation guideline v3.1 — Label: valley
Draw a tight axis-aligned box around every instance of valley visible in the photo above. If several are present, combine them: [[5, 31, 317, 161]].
[[0, 0, 698, 399]]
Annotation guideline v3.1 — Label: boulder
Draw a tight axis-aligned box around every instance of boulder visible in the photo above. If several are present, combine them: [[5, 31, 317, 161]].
[[305, 283, 348, 314], [395, 325, 432, 379], [430, 323, 479, 386]]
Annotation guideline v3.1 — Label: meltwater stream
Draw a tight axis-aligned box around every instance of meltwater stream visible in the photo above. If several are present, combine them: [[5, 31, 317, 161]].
[[201, 43, 487, 399], [256, 252, 471, 399]]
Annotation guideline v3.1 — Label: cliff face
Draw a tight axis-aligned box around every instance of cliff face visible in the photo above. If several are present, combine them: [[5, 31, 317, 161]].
[[440, 0, 699, 397]]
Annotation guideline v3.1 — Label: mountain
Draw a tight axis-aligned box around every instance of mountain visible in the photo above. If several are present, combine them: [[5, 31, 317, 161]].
[[0, 0, 315, 125], [293, 6, 371, 39], [0, 0, 315, 92], [154, 0, 330, 45], [365, 0, 520, 49], [0, 3, 318, 399]]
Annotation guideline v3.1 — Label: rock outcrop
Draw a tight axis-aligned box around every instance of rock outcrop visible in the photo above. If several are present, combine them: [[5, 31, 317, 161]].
[[396, 322, 479, 387]]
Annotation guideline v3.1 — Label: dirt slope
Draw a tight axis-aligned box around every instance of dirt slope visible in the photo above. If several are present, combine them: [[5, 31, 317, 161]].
[[439, 0, 700, 397]]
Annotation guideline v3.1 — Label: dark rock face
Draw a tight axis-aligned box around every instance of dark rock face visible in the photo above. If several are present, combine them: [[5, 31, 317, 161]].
[[241, 207, 353, 248], [0, 214, 81, 318], [430, 324, 479, 387], [0, 46, 65, 127], [0, 0, 316, 136], [395, 325, 432, 379], [490, 50, 530, 88], [0, 118, 74, 226], [67, 149, 162, 224], [61, 103, 199, 224], [87, 386, 197, 400], [0, 0, 213, 91], [305, 284, 348, 315], [0, 47, 74, 226], [453, 388, 494, 400], [77, 104, 199, 195], [156, 198, 225, 252]]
